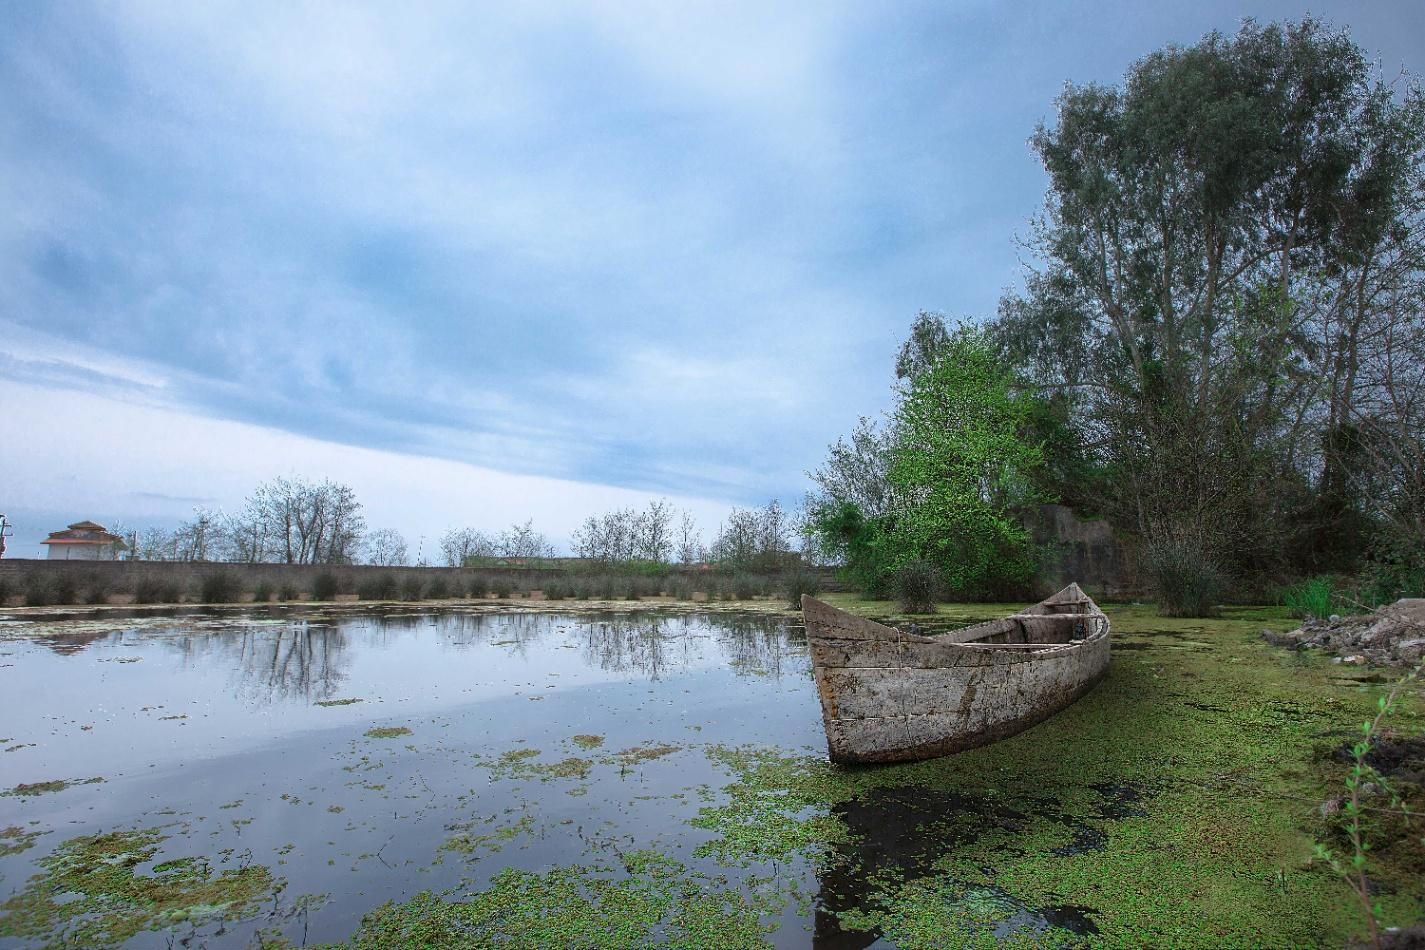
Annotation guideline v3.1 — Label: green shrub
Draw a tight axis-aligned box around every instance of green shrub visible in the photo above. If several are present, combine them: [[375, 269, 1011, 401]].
[[428, 576, 451, 599], [732, 574, 757, 600], [1356, 552, 1425, 607], [542, 578, 568, 600], [132, 577, 161, 605], [51, 574, 79, 605], [358, 574, 398, 600], [83, 576, 110, 606], [252, 580, 273, 603], [783, 571, 822, 610], [277, 582, 299, 602], [200, 572, 239, 604], [669, 576, 693, 600], [468, 575, 488, 598], [312, 571, 339, 602], [895, 561, 938, 614], [595, 575, 617, 600], [401, 575, 426, 601], [24, 576, 55, 607], [571, 579, 591, 599], [1281, 576, 1335, 619], [491, 577, 514, 599], [1145, 537, 1225, 618]]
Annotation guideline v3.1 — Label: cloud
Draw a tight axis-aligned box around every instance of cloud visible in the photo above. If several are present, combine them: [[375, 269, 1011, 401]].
[[2, 0, 1419, 533], [0, 378, 740, 557]]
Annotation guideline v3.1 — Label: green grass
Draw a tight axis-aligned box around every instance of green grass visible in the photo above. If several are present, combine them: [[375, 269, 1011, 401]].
[[1281, 576, 1337, 619]]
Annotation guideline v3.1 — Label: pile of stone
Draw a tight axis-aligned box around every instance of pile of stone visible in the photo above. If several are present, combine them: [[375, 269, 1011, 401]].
[[1262, 598, 1425, 667]]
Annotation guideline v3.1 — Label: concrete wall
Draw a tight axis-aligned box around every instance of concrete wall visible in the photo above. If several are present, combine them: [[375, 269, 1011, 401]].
[[0, 558, 842, 606], [1026, 504, 1140, 599]]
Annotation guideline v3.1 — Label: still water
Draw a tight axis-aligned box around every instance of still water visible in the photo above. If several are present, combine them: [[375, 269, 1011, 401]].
[[0, 606, 836, 947]]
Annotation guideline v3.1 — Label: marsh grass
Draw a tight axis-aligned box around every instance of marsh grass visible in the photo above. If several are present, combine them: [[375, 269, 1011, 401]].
[[1146, 538, 1225, 617], [1282, 576, 1336, 619]]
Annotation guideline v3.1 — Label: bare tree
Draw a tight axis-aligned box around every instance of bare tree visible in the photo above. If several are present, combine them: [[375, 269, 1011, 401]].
[[636, 499, 674, 562], [439, 527, 497, 567], [676, 510, 701, 565], [364, 528, 409, 566], [498, 520, 555, 559]]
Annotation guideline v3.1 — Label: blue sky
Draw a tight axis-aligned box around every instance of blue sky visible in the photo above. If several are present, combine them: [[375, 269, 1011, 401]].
[[2, 1, 1421, 555]]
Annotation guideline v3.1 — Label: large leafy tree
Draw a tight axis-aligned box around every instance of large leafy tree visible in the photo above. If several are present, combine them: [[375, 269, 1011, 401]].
[[996, 18, 1425, 580]]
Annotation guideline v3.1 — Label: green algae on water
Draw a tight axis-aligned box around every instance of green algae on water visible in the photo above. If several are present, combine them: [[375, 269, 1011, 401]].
[[363, 726, 412, 739], [316, 697, 365, 707], [0, 828, 282, 948], [0, 825, 47, 857], [688, 604, 1425, 946], [2, 776, 104, 797], [324, 851, 773, 949]]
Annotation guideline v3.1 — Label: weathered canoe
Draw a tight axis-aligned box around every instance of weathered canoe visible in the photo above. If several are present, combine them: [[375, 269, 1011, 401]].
[[802, 583, 1110, 764]]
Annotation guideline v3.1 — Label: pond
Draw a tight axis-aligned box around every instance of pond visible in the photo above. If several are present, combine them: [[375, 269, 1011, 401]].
[[0, 603, 1419, 947]]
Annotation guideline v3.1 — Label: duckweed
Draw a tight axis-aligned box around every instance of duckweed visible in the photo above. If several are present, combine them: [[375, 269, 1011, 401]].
[[0, 828, 282, 947]]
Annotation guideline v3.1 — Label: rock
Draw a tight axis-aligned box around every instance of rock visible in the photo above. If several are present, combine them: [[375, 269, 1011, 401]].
[[1398, 639, 1425, 664]]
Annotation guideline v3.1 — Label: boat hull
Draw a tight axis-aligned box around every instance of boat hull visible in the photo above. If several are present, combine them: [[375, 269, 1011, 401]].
[[802, 584, 1111, 764]]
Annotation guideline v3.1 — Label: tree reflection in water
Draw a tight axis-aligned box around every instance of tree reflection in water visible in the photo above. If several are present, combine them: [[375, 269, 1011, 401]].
[[578, 613, 804, 680], [225, 622, 351, 705]]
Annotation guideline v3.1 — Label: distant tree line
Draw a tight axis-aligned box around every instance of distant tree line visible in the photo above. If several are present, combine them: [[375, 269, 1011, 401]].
[[809, 18, 1425, 615], [122, 477, 811, 573]]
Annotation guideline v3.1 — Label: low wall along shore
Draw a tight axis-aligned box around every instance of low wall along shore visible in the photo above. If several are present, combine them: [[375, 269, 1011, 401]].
[[0, 558, 841, 607]]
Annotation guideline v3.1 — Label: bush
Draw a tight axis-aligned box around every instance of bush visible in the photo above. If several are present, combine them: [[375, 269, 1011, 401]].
[[669, 576, 693, 601], [312, 571, 339, 602], [1356, 551, 1425, 607], [733, 574, 756, 600], [542, 578, 568, 601], [468, 575, 488, 598], [253, 580, 274, 603], [895, 561, 938, 614], [51, 574, 79, 606], [200, 572, 239, 604], [491, 577, 514, 599], [595, 575, 617, 600], [0, 577, 13, 606], [24, 576, 54, 607], [401, 575, 426, 601], [1145, 538, 1225, 618], [132, 577, 161, 605], [358, 574, 398, 600], [1281, 576, 1335, 619], [428, 576, 451, 600], [278, 582, 300, 602], [783, 571, 823, 610], [83, 576, 110, 606], [571, 579, 591, 599]]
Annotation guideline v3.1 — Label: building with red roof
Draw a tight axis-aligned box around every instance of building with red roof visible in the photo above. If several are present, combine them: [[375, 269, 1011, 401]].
[[40, 521, 125, 561]]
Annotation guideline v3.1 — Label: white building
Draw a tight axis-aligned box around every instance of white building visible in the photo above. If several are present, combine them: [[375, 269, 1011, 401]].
[[40, 521, 124, 560]]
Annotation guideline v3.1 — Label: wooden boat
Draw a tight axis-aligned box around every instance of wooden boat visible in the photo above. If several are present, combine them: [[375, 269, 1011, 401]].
[[802, 583, 1110, 764]]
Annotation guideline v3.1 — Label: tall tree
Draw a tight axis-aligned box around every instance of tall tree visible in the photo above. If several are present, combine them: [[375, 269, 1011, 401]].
[[997, 18, 1425, 580]]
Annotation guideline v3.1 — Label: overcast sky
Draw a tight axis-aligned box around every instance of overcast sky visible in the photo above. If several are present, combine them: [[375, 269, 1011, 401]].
[[2, 1, 1421, 556]]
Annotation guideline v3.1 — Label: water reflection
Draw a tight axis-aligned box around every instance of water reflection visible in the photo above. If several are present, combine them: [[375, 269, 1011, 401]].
[[1, 606, 808, 710], [227, 625, 351, 705]]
